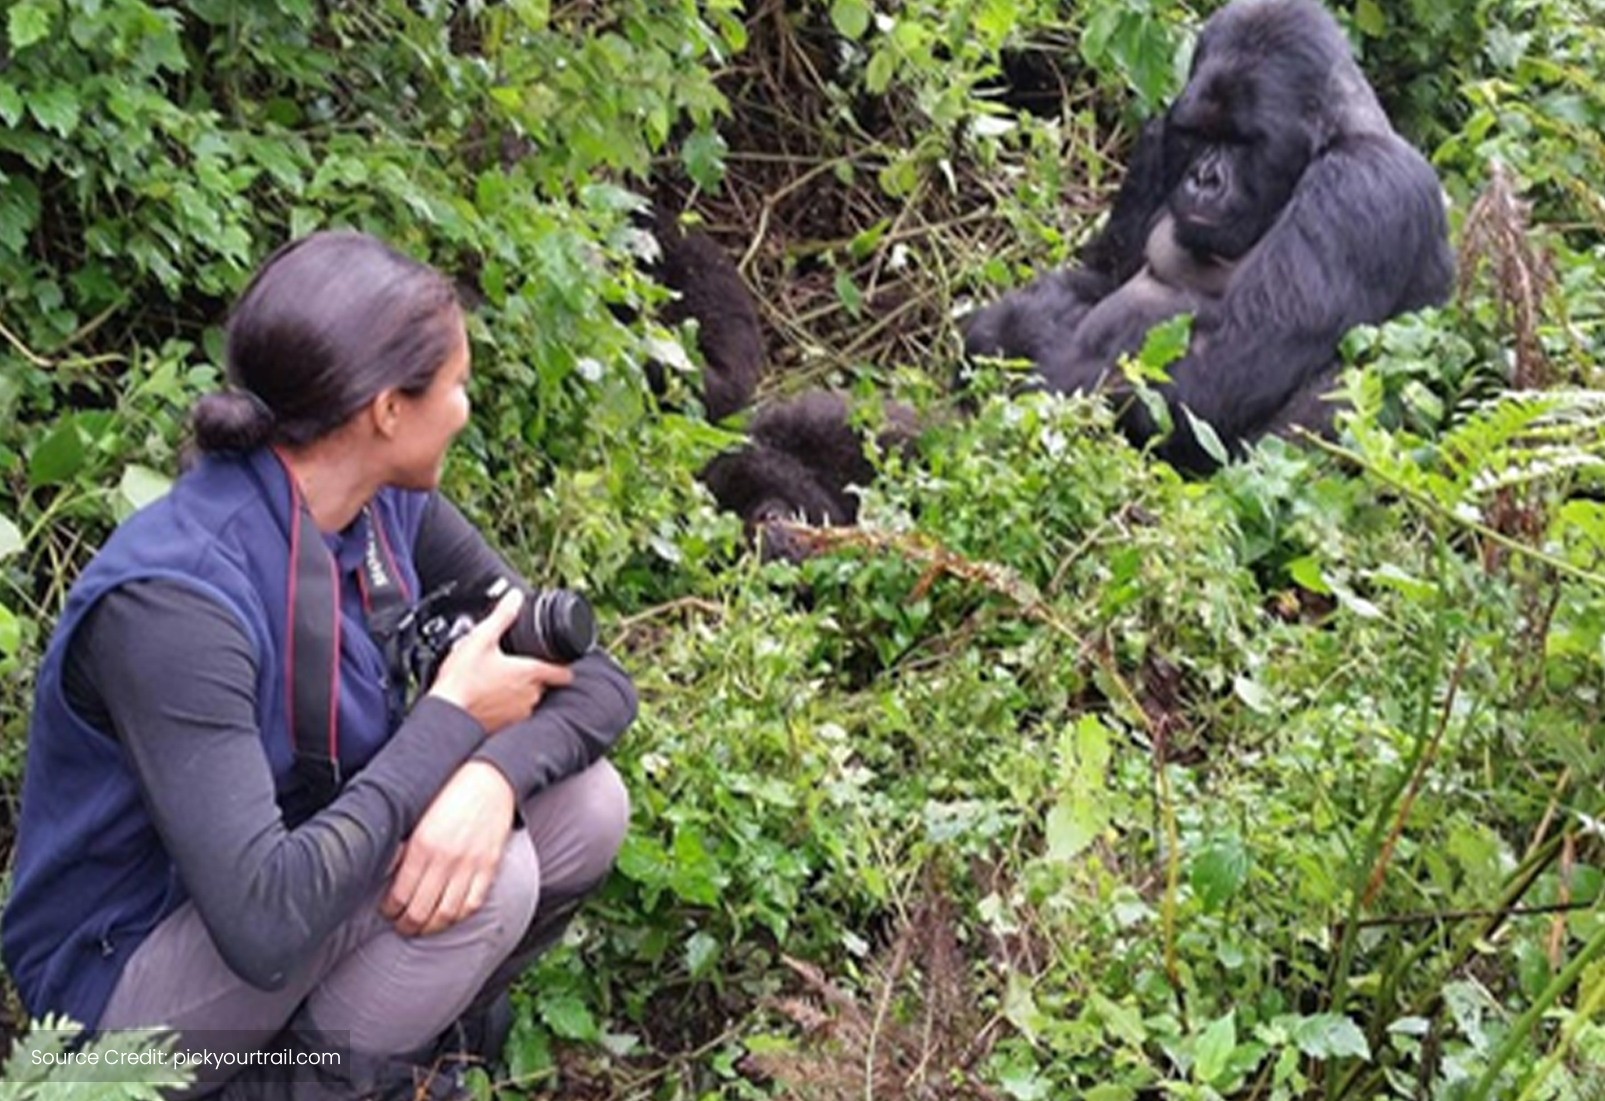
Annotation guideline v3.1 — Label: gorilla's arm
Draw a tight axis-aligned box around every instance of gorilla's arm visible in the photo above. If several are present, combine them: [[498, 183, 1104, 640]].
[[963, 118, 1175, 363], [1121, 132, 1452, 470]]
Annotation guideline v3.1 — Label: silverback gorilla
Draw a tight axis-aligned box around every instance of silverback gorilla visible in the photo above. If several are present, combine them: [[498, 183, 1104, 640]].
[[964, 0, 1454, 471], [701, 0, 1454, 555]]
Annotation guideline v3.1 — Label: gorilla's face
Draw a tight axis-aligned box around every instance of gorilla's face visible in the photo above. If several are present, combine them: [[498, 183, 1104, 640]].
[[1161, 0, 1342, 262], [1164, 63, 1314, 261]]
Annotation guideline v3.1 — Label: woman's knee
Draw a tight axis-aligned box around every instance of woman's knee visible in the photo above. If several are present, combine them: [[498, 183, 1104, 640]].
[[522, 759, 631, 892], [477, 829, 541, 952]]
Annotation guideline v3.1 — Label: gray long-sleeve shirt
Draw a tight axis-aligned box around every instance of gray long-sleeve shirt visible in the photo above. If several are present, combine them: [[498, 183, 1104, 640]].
[[61, 494, 636, 990]]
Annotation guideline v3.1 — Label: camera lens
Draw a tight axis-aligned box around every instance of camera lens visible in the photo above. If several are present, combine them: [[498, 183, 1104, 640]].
[[504, 588, 597, 664]]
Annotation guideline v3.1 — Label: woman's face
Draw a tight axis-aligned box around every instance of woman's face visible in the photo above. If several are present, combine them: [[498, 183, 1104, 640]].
[[386, 316, 472, 491]]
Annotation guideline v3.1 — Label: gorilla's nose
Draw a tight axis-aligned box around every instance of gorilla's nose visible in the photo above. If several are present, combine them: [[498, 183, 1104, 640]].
[[1187, 156, 1227, 199]]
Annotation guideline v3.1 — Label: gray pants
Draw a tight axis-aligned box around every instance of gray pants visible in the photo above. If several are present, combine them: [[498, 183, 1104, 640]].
[[100, 760, 628, 1075]]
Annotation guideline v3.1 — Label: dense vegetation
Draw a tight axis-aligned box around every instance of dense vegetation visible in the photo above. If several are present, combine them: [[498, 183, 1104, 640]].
[[3, 1, 1605, 1098]]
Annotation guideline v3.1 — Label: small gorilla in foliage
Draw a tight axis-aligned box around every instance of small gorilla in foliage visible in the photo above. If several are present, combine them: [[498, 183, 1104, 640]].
[[699, 391, 917, 562], [965, 0, 1454, 471], [643, 219, 765, 423]]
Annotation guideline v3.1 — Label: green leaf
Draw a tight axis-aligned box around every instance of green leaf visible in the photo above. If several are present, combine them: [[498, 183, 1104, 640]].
[[1287, 555, 1331, 595], [1191, 835, 1251, 911], [834, 271, 863, 317], [865, 49, 897, 95], [8, 0, 55, 51], [1135, 313, 1192, 374], [0, 603, 19, 657], [1354, 0, 1387, 37], [1290, 1013, 1371, 1061], [0, 81, 23, 128], [1046, 717, 1113, 861], [538, 991, 599, 1041], [29, 418, 87, 487], [28, 85, 82, 138], [684, 930, 719, 978], [0, 512, 21, 560], [1194, 1010, 1238, 1086], [681, 128, 727, 193], [1183, 407, 1230, 467], [119, 464, 173, 514], [1003, 972, 1049, 1041], [830, 0, 871, 40]]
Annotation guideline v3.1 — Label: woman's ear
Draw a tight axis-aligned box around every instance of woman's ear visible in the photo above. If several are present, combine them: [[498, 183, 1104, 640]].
[[369, 388, 404, 440]]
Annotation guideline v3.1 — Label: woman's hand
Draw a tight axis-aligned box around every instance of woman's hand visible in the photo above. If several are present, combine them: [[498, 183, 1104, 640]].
[[381, 760, 516, 936], [427, 588, 574, 733]]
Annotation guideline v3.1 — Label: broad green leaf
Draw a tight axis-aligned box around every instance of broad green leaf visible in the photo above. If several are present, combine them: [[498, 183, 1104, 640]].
[[681, 128, 727, 192], [1287, 555, 1331, 595], [830, 0, 870, 40], [1003, 971, 1049, 1041], [119, 464, 173, 514], [538, 991, 599, 1041], [1354, 0, 1386, 36], [1191, 835, 1250, 911], [29, 418, 86, 487], [1194, 1010, 1238, 1086], [1290, 1013, 1371, 1061]]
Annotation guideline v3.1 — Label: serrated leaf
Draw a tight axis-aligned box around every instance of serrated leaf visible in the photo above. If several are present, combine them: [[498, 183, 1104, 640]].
[[1290, 1013, 1371, 1061], [1135, 313, 1192, 374], [8, 0, 54, 50], [28, 85, 81, 138]]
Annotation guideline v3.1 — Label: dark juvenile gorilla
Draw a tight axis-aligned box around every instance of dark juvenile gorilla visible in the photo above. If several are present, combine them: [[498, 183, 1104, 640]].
[[965, 0, 1454, 471], [699, 391, 918, 561]]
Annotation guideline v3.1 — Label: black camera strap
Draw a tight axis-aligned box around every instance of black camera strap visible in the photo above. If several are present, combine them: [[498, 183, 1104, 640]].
[[285, 491, 410, 813]]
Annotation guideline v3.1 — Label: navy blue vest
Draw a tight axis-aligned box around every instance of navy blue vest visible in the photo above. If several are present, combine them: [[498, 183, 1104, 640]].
[[1, 448, 428, 1027]]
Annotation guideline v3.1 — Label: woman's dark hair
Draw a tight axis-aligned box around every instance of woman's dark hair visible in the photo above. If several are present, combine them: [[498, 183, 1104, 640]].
[[192, 231, 462, 454]]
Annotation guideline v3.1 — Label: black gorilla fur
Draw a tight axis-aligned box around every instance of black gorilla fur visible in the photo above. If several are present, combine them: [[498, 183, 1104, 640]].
[[644, 221, 764, 423], [1049, 213, 1243, 392], [699, 391, 917, 561], [965, 0, 1454, 472]]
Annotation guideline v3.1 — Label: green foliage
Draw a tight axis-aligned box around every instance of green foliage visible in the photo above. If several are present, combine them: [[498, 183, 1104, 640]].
[[5, 2, 1605, 1100]]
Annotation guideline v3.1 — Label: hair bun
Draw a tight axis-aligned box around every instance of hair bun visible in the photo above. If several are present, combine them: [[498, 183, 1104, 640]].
[[190, 389, 276, 454]]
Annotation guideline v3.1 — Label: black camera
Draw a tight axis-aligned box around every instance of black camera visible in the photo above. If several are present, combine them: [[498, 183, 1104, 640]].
[[409, 576, 597, 689]]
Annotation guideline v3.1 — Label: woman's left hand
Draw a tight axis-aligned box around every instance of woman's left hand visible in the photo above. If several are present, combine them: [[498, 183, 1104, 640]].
[[382, 760, 516, 936]]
